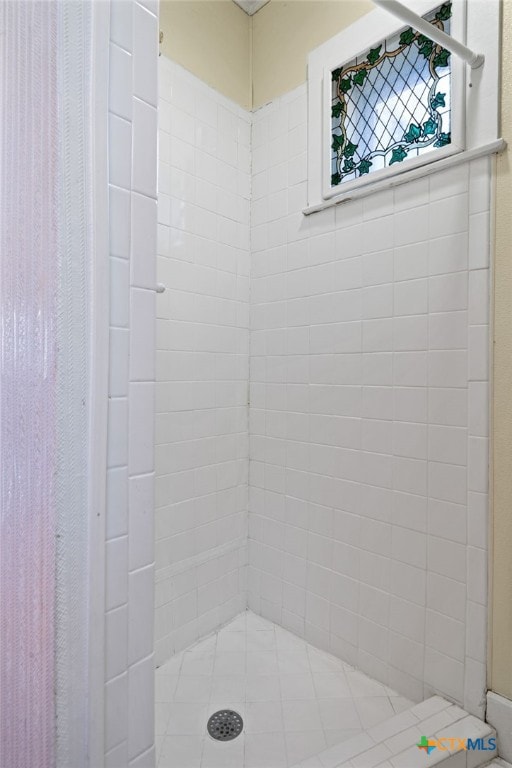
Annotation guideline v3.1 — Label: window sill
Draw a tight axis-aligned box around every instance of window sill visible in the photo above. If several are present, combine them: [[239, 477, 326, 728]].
[[303, 138, 506, 216]]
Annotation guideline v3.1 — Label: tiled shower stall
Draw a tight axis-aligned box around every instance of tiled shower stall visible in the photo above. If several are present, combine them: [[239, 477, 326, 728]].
[[0, 0, 499, 766], [154, 48, 491, 766], [247, 84, 490, 715]]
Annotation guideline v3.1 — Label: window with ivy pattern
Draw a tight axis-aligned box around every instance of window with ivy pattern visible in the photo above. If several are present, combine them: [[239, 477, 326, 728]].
[[331, 2, 452, 188]]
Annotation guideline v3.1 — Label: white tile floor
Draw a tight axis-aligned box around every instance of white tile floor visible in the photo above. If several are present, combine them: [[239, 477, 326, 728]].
[[155, 611, 413, 768]]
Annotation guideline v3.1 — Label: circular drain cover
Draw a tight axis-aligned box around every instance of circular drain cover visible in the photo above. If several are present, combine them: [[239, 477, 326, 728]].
[[207, 710, 243, 741]]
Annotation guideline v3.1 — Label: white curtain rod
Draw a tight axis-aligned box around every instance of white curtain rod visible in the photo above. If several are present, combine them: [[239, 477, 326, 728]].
[[372, 0, 484, 69]]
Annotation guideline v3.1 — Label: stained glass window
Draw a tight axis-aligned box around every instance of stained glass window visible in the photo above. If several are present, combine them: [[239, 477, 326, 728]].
[[331, 2, 452, 188]]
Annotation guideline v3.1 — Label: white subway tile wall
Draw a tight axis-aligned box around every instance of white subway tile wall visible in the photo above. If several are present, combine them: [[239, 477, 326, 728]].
[[248, 84, 490, 719], [155, 59, 250, 666], [105, 2, 158, 765]]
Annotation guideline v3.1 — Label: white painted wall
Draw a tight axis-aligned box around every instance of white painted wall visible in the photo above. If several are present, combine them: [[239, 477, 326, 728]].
[[155, 58, 251, 666], [104, 1, 159, 765], [248, 83, 490, 719]]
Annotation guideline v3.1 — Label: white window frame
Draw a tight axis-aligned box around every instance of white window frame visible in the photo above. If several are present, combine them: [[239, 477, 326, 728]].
[[307, 0, 501, 210]]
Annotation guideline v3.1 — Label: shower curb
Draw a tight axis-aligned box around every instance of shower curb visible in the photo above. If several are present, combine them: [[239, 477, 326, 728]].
[[292, 695, 497, 768]]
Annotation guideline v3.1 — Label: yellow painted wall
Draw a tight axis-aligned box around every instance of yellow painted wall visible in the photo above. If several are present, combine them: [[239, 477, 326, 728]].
[[158, 0, 372, 110], [251, 0, 372, 107], [491, 0, 512, 701], [159, 0, 252, 109]]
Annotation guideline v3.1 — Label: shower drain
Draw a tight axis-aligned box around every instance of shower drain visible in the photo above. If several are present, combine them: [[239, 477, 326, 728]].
[[207, 709, 244, 741]]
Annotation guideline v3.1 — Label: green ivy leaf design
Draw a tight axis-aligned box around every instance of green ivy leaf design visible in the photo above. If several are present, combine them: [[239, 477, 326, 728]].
[[399, 28, 416, 46], [422, 118, 437, 136], [332, 68, 342, 82], [332, 101, 344, 119], [418, 39, 434, 58], [343, 158, 356, 173], [403, 123, 422, 143], [353, 69, 368, 86], [434, 132, 451, 147], [367, 45, 382, 65], [431, 92, 446, 110], [344, 140, 358, 158], [340, 77, 352, 94], [331, 133, 344, 152], [434, 48, 450, 68], [359, 158, 372, 175], [331, 172, 341, 186], [435, 2, 452, 21], [390, 146, 408, 165]]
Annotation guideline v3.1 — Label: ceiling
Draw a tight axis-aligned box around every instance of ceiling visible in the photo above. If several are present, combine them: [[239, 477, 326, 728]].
[[232, 0, 270, 16]]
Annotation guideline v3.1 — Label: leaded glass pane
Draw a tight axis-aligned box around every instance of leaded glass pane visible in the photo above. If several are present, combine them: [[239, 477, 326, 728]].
[[331, 2, 452, 187]]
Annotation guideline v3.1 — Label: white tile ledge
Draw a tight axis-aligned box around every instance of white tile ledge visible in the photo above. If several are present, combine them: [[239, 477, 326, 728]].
[[292, 695, 497, 768], [303, 138, 506, 216]]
